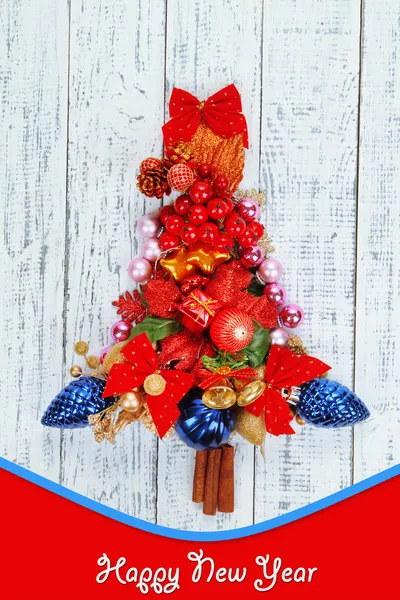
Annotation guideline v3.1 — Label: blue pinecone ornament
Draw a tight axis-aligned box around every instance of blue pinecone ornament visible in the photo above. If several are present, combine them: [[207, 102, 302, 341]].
[[297, 378, 370, 428], [175, 387, 236, 451], [41, 376, 115, 429]]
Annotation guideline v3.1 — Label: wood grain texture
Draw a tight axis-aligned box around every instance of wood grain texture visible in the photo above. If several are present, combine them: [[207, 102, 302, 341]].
[[60, 0, 166, 520], [255, 0, 361, 521], [354, 0, 400, 480], [156, 0, 263, 530], [0, 0, 69, 478]]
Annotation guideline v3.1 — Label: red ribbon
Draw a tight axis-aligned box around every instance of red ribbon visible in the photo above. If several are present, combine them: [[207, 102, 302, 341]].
[[102, 333, 195, 439], [199, 367, 256, 390], [162, 84, 249, 149], [245, 346, 331, 436]]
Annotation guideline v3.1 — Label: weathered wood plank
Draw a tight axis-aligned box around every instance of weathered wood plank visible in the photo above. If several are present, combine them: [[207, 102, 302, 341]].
[[0, 0, 69, 479], [156, 0, 263, 530], [255, 0, 361, 521], [354, 0, 400, 480], [60, 0, 166, 520]]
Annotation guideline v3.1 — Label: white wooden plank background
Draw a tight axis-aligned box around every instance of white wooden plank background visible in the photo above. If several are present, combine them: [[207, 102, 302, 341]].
[[1, 0, 399, 531]]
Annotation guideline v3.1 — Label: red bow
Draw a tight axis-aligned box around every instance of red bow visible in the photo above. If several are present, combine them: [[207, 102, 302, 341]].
[[162, 84, 249, 149], [199, 367, 256, 390], [103, 333, 195, 438], [246, 346, 331, 436]]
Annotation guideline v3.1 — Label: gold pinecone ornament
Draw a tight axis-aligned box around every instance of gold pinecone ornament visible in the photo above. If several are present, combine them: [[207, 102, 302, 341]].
[[137, 166, 170, 199]]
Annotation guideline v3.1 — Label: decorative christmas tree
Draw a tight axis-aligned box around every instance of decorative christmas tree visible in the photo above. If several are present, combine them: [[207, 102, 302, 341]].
[[42, 84, 370, 515]]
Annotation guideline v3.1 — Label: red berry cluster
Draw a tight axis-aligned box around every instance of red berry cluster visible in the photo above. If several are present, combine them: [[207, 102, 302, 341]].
[[158, 164, 265, 255]]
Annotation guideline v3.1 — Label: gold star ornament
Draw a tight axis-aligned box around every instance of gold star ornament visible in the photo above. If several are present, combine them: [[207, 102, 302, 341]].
[[186, 242, 230, 274], [159, 246, 199, 282]]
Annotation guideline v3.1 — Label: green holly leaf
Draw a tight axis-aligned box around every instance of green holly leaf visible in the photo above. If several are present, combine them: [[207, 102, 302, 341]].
[[243, 320, 270, 367], [247, 278, 264, 297], [127, 316, 182, 344]]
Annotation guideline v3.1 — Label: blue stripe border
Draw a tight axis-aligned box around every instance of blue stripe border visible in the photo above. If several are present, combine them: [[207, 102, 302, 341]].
[[0, 456, 398, 541]]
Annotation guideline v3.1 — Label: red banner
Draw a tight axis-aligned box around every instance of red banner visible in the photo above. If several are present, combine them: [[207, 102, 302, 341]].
[[0, 463, 398, 598]]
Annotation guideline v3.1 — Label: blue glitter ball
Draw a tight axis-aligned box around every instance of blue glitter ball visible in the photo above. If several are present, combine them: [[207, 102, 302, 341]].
[[41, 376, 115, 429], [175, 387, 236, 451], [297, 378, 370, 428]]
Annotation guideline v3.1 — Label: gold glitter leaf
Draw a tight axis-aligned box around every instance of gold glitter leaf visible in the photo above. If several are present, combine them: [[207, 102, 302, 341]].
[[102, 342, 127, 374], [235, 408, 266, 446]]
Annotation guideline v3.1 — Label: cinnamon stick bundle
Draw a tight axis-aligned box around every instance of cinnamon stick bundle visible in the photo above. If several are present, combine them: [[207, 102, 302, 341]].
[[218, 445, 234, 513], [192, 450, 208, 503]]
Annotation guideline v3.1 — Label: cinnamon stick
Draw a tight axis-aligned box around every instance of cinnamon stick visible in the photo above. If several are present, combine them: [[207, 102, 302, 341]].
[[192, 450, 208, 503], [203, 449, 219, 516], [218, 445, 234, 513]]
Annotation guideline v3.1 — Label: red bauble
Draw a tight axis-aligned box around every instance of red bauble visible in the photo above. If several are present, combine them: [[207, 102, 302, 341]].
[[215, 233, 234, 253], [214, 174, 229, 193], [158, 204, 175, 225], [249, 221, 264, 240], [188, 204, 208, 225], [199, 222, 219, 244], [165, 214, 185, 235], [174, 194, 192, 216], [167, 163, 195, 192], [210, 308, 254, 352], [159, 232, 179, 251], [237, 227, 258, 248], [180, 223, 200, 245], [197, 163, 213, 179], [189, 180, 214, 204], [221, 196, 235, 215], [140, 157, 163, 173], [224, 212, 246, 237], [207, 198, 229, 220]]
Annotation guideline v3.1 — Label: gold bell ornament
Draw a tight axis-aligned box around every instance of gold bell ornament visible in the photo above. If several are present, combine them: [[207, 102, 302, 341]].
[[237, 381, 266, 407], [202, 378, 237, 410]]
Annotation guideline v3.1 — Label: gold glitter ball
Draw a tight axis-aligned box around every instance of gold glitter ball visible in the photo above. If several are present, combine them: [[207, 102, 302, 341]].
[[143, 373, 166, 396], [287, 335, 308, 356], [74, 341, 89, 355], [86, 355, 100, 369], [235, 408, 266, 446], [70, 365, 82, 378], [102, 342, 127, 374]]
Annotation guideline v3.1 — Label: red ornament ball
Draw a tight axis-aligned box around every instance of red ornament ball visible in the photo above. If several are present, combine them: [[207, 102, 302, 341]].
[[237, 227, 258, 248], [140, 157, 163, 173], [174, 194, 192, 216], [221, 196, 235, 215], [180, 223, 200, 245], [215, 233, 234, 253], [165, 214, 185, 235], [189, 179, 214, 204], [159, 232, 179, 251], [214, 174, 229, 193], [158, 204, 175, 225], [210, 308, 254, 352], [199, 222, 219, 245], [248, 221, 264, 240], [167, 163, 195, 192], [197, 163, 213, 179], [207, 198, 229, 220], [188, 204, 208, 225], [224, 212, 246, 237]]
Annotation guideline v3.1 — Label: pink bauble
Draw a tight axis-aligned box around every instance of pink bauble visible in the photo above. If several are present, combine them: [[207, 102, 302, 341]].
[[279, 304, 304, 328], [237, 198, 260, 223], [269, 328, 290, 347], [127, 257, 152, 283], [137, 215, 160, 238], [239, 245, 264, 268], [100, 345, 112, 364], [263, 282, 287, 307], [110, 320, 133, 343], [141, 238, 161, 262], [258, 258, 283, 283]]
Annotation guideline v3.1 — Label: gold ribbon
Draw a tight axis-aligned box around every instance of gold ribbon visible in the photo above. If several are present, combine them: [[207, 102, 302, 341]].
[[188, 292, 217, 322]]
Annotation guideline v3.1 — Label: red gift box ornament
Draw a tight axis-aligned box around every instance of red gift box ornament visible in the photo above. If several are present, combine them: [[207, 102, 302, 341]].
[[102, 333, 195, 438], [162, 84, 249, 149], [245, 345, 331, 436], [179, 289, 221, 334]]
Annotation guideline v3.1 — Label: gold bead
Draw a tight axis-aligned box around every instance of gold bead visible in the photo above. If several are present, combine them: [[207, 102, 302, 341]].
[[74, 341, 89, 355], [237, 381, 266, 407], [202, 386, 237, 409], [70, 365, 83, 378], [295, 414, 307, 426], [120, 391, 143, 413], [143, 373, 166, 396], [86, 355, 100, 369]]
